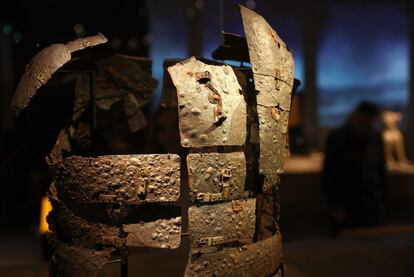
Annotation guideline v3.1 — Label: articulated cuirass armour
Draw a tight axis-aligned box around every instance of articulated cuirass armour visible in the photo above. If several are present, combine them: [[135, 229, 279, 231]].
[[10, 6, 294, 277]]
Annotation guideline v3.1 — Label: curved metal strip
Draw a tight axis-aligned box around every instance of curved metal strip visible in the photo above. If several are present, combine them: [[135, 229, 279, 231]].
[[50, 239, 111, 277], [185, 232, 283, 276], [10, 33, 107, 114], [48, 198, 123, 248], [51, 154, 181, 204]]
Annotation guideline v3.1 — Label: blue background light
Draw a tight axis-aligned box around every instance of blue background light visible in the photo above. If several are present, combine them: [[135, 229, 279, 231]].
[[318, 2, 409, 126], [148, 1, 408, 127]]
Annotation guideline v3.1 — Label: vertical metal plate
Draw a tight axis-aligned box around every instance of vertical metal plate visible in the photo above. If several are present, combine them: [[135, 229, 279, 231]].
[[240, 5, 294, 175], [257, 106, 290, 174]]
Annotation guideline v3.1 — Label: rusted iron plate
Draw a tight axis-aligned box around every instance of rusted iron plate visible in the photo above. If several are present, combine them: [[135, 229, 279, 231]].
[[257, 105, 290, 175], [48, 199, 123, 248], [262, 174, 280, 194], [257, 174, 280, 240], [188, 199, 256, 249], [239, 5, 294, 84], [240, 5, 294, 110], [52, 154, 180, 203], [187, 152, 249, 203], [10, 33, 107, 114], [64, 33, 108, 52], [50, 239, 111, 277], [185, 233, 283, 276], [47, 128, 72, 165], [253, 74, 293, 111], [123, 217, 181, 249], [168, 57, 246, 147], [124, 93, 148, 133], [73, 55, 157, 121]]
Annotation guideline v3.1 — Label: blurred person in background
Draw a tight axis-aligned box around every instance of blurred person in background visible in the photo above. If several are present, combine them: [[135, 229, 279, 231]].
[[323, 101, 387, 235]]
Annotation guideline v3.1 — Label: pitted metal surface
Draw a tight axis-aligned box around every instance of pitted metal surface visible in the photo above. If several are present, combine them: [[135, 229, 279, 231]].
[[240, 5, 294, 175], [187, 152, 249, 203], [185, 233, 283, 277], [257, 106, 290, 174], [48, 199, 122, 248], [168, 57, 247, 147], [239, 6, 294, 88], [10, 33, 107, 114], [64, 33, 108, 52], [52, 154, 181, 203], [10, 5, 296, 276], [253, 74, 293, 111], [123, 217, 181, 249], [188, 199, 256, 249], [50, 239, 111, 277]]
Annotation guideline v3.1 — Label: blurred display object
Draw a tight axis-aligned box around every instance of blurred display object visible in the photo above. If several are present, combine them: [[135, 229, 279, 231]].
[[38, 195, 52, 234], [382, 110, 414, 172]]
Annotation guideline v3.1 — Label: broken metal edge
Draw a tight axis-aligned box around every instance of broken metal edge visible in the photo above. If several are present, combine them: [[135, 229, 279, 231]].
[[10, 33, 107, 114]]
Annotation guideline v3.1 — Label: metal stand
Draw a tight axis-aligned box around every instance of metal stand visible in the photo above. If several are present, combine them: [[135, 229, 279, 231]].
[[121, 248, 128, 277], [89, 68, 97, 131]]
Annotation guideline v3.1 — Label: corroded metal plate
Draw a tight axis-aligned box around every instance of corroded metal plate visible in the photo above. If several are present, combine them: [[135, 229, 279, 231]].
[[168, 57, 246, 147], [52, 154, 180, 203], [240, 6, 294, 175], [123, 217, 181, 249], [257, 106, 289, 174], [257, 174, 279, 240], [185, 233, 283, 276], [239, 5, 294, 88], [74, 55, 157, 120], [253, 74, 292, 111], [48, 199, 122, 248], [50, 239, 111, 277], [240, 4, 293, 81], [187, 152, 248, 202], [10, 33, 107, 114], [188, 199, 256, 248], [65, 33, 108, 52]]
